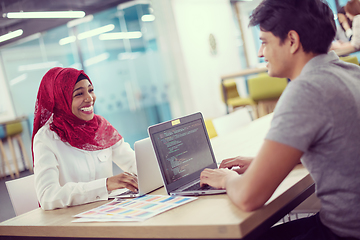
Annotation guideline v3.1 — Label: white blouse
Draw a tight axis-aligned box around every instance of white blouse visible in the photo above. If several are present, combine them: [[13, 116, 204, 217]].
[[33, 121, 137, 210]]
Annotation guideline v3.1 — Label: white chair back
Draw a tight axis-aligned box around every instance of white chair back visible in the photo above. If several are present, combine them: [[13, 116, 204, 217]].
[[5, 174, 38, 216], [212, 108, 252, 136]]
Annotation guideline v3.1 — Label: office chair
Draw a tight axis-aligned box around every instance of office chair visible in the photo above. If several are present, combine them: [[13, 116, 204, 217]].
[[289, 192, 321, 220], [204, 119, 218, 139], [247, 73, 288, 118], [5, 174, 39, 216], [0, 124, 14, 179], [0, 121, 33, 179], [339, 55, 359, 65], [220, 79, 256, 114]]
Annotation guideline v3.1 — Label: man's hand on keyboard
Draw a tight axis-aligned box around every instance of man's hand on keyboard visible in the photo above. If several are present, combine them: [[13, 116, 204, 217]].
[[199, 168, 238, 189], [219, 156, 253, 174]]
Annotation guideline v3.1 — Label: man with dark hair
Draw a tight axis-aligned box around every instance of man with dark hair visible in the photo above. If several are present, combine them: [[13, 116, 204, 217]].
[[249, 0, 336, 54], [200, 0, 360, 239]]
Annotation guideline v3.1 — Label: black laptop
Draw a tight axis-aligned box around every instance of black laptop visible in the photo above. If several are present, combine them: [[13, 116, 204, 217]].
[[148, 112, 226, 196]]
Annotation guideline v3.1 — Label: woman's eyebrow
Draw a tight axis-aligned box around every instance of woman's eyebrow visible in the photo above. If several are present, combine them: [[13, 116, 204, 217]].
[[73, 87, 84, 93]]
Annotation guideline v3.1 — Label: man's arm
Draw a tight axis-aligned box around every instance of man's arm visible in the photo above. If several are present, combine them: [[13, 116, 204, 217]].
[[200, 139, 303, 212]]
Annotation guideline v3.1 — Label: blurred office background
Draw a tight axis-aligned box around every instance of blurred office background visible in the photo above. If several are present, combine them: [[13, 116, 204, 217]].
[[0, 0, 349, 146], [0, 0, 354, 222]]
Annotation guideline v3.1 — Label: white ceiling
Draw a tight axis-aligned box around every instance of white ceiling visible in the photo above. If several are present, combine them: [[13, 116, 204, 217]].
[[0, 0, 130, 47]]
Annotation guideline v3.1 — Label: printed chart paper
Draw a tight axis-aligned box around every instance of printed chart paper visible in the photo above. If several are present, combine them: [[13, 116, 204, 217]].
[[72, 195, 197, 222]]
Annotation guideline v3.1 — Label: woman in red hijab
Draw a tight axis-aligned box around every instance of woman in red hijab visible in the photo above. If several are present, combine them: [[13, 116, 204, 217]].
[[32, 67, 138, 210]]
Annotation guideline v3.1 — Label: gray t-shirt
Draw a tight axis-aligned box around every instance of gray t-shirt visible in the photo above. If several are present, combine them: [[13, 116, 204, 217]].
[[266, 51, 360, 238]]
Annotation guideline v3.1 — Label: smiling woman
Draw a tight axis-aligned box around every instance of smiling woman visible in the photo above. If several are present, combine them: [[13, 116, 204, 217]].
[[71, 74, 96, 121], [31, 67, 139, 210]]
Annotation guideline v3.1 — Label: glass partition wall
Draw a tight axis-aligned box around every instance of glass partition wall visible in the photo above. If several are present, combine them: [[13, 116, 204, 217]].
[[0, 2, 172, 147]]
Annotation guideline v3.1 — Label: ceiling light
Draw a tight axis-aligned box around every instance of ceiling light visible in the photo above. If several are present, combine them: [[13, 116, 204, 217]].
[[84, 53, 109, 67], [118, 52, 142, 60], [6, 11, 85, 19], [141, 14, 155, 22], [0, 29, 23, 43], [99, 31, 142, 40], [18, 61, 60, 71], [10, 74, 27, 86], [67, 15, 94, 28], [59, 36, 76, 45], [78, 24, 115, 40]]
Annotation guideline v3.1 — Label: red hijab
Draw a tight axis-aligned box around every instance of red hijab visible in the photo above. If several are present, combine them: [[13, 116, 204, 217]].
[[32, 67, 122, 163]]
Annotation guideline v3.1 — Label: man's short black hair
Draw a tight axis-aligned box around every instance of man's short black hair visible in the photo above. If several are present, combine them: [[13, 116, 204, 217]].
[[249, 0, 336, 54]]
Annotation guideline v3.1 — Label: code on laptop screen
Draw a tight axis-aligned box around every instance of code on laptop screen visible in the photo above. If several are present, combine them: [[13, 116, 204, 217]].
[[153, 119, 214, 185]]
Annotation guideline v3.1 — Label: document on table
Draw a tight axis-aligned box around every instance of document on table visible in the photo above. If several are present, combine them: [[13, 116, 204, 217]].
[[72, 195, 197, 222]]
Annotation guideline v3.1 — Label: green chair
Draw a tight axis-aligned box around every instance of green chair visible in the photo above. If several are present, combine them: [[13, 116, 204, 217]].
[[339, 55, 359, 65], [247, 73, 288, 118], [0, 121, 32, 179], [0, 124, 13, 178], [220, 79, 256, 114]]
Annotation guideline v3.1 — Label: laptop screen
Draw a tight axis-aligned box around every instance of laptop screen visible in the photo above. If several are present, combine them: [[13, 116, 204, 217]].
[[151, 117, 215, 185]]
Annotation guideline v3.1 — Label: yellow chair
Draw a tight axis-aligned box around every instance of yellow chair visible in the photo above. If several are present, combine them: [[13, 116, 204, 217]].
[[220, 79, 256, 114], [0, 124, 14, 179], [204, 119, 218, 139], [247, 73, 288, 118], [0, 121, 32, 179], [339, 55, 359, 65]]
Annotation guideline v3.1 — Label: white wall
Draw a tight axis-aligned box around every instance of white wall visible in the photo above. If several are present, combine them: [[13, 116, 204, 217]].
[[150, 0, 189, 119], [0, 57, 16, 123], [152, 0, 245, 120]]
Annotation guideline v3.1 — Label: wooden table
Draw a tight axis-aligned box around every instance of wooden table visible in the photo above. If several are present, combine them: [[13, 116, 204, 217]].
[[0, 114, 314, 240]]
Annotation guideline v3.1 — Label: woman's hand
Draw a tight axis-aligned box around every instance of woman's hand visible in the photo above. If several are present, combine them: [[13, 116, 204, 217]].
[[200, 168, 238, 189], [106, 172, 138, 192], [219, 156, 253, 174]]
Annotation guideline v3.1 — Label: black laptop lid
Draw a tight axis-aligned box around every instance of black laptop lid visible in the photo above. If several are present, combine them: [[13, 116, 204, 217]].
[[148, 112, 217, 193]]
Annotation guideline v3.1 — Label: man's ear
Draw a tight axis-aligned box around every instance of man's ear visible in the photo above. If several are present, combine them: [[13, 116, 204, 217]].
[[288, 30, 300, 54]]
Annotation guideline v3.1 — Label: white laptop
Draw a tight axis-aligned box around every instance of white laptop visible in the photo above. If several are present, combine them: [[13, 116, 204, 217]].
[[110, 137, 163, 198], [148, 112, 226, 196]]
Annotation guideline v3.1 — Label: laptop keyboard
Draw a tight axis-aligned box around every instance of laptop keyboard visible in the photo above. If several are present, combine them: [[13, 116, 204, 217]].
[[184, 182, 216, 191], [116, 189, 138, 196]]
